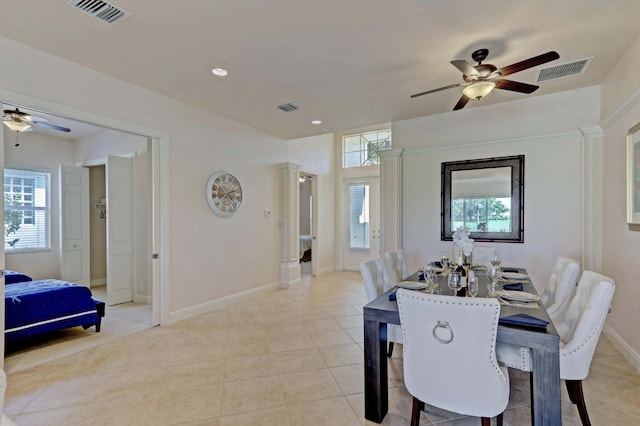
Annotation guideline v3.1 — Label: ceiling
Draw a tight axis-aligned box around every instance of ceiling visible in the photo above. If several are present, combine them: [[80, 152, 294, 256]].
[[1, 1, 639, 140]]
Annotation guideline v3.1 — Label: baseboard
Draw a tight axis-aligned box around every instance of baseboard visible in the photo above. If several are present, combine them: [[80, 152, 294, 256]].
[[603, 324, 640, 373], [316, 265, 336, 276], [90, 278, 106, 287], [166, 281, 281, 324]]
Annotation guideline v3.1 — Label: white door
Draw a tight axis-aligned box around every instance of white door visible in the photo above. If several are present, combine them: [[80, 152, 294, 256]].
[[106, 155, 134, 305], [342, 177, 380, 270], [59, 165, 91, 286]]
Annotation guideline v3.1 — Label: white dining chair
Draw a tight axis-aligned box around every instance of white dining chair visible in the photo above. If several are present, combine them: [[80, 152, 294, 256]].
[[397, 290, 509, 426], [0, 370, 15, 426], [470, 246, 496, 267], [540, 256, 580, 326], [496, 270, 615, 426], [360, 258, 403, 357], [383, 249, 409, 286]]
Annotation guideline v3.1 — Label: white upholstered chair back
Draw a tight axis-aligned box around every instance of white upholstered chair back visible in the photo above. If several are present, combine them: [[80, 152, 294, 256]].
[[383, 249, 409, 286], [470, 246, 496, 267], [540, 256, 580, 325], [360, 258, 391, 301], [397, 291, 509, 418], [556, 270, 615, 380], [360, 259, 403, 346]]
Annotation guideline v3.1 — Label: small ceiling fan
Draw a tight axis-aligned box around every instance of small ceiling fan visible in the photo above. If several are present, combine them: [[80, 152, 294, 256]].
[[410, 49, 560, 110], [3, 108, 71, 133]]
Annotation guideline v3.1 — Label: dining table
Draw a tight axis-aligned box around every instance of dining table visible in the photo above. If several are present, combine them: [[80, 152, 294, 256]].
[[363, 267, 561, 425]]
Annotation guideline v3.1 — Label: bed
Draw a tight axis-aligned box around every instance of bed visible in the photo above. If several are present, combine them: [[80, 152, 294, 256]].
[[5, 279, 105, 341], [300, 234, 312, 262]]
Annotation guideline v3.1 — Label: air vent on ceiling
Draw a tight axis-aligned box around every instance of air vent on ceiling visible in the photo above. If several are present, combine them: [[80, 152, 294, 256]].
[[276, 103, 300, 112], [536, 57, 593, 82], [67, 0, 131, 25]]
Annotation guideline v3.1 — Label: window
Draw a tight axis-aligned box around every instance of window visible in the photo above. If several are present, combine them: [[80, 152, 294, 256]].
[[4, 169, 51, 252], [342, 129, 391, 168], [349, 183, 370, 249]]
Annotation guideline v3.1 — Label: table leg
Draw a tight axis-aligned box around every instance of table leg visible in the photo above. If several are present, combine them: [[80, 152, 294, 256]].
[[364, 319, 388, 423], [530, 347, 561, 425]]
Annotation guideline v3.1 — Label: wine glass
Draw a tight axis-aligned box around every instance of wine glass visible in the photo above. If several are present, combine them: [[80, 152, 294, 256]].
[[424, 262, 440, 293], [490, 252, 501, 266], [468, 276, 478, 297], [487, 265, 502, 296], [447, 271, 462, 296], [440, 251, 450, 269]]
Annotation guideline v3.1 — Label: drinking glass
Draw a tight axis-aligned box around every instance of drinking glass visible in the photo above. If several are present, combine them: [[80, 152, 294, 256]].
[[447, 271, 462, 296], [424, 262, 440, 293], [440, 251, 450, 269], [487, 265, 502, 296], [468, 276, 478, 297]]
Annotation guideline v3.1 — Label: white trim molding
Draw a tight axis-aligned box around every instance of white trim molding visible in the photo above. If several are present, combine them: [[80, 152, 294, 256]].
[[603, 324, 640, 373], [379, 148, 404, 254], [579, 124, 604, 272]]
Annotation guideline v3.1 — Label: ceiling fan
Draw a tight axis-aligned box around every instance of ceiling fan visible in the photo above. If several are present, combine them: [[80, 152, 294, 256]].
[[410, 49, 560, 110], [3, 108, 71, 133]]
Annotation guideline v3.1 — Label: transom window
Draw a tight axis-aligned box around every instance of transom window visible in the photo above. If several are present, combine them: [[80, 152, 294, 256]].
[[4, 168, 51, 252], [342, 129, 391, 168]]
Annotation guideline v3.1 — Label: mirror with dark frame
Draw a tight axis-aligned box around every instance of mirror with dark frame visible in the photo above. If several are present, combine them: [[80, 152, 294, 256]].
[[441, 155, 524, 243]]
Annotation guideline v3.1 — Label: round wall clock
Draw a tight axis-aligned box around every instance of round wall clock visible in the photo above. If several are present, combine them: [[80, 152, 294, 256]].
[[206, 170, 242, 217]]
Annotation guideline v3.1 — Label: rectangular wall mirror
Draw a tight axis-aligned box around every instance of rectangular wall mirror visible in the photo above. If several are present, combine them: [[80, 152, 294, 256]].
[[441, 155, 524, 243]]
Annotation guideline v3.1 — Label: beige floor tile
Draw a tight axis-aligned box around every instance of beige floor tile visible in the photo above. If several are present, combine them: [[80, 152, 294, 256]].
[[308, 329, 354, 347], [223, 353, 278, 382], [272, 348, 326, 374], [266, 331, 315, 353], [220, 376, 284, 416], [317, 343, 363, 367], [334, 314, 363, 329], [279, 369, 343, 404], [330, 364, 364, 395], [219, 406, 290, 426], [287, 396, 361, 426]]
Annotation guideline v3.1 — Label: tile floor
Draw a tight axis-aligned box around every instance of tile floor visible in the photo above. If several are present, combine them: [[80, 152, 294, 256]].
[[4, 272, 640, 425]]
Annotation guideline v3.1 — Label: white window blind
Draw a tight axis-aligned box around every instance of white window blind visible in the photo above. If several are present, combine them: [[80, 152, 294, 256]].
[[349, 184, 370, 249], [4, 169, 51, 252]]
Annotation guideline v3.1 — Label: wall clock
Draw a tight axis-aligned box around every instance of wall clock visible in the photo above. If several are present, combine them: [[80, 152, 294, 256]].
[[206, 171, 242, 217]]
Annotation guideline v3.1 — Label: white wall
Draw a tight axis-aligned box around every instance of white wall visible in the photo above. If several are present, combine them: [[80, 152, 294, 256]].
[[3, 130, 75, 280], [0, 35, 287, 320], [393, 86, 600, 290], [600, 33, 640, 368], [288, 134, 336, 275]]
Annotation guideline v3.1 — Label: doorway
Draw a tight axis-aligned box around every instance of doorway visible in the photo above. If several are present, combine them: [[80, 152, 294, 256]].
[[0, 95, 167, 365], [299, 172, 317, 276], [341, 176, 380, 270]]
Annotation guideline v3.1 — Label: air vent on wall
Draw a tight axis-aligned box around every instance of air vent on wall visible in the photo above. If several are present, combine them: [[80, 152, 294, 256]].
[[276, 103, 300, 112], [67, 0, 131, 25], [536, 57, 593, 82]]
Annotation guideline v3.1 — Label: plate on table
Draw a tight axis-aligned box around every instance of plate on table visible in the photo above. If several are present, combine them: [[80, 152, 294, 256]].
[[501, 272, 529, 280], [397, 281, 428, 290], [497, 290, 540, 303]]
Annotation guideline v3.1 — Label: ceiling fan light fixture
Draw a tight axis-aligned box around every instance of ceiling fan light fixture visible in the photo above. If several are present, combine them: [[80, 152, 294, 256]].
[[462, 81, 496, 100], [3, 120, 32, 133]]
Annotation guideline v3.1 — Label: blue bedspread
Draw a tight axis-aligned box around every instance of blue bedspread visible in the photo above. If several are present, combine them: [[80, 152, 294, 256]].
[[5, 279, 100, 340]]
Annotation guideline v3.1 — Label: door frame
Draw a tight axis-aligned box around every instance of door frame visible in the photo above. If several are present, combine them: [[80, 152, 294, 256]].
[[0, 89, 169, 331], [299, 170, 318, 276]]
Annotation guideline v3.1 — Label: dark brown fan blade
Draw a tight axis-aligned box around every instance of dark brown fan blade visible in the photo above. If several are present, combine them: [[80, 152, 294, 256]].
[[494, 79, 539, 94], [410, 82, 465, 98], [496, 51, 559, 77], [33, 122, 71, 132], [450, 60, 478, 77], [453, 95, 471, 110]]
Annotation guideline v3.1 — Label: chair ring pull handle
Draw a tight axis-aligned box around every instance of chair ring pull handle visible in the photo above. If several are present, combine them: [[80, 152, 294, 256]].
[[432, 320, 454, 344]]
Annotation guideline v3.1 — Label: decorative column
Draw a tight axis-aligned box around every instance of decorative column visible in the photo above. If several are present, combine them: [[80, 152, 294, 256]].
[[279, 162, 302, 288], [580, 124, 604, 272], [378, 149, 404, 255]]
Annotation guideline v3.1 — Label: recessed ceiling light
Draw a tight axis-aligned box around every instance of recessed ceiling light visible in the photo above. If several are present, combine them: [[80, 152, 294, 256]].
[[311, 120, 322, 125], [211, 68, 228, 77]]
